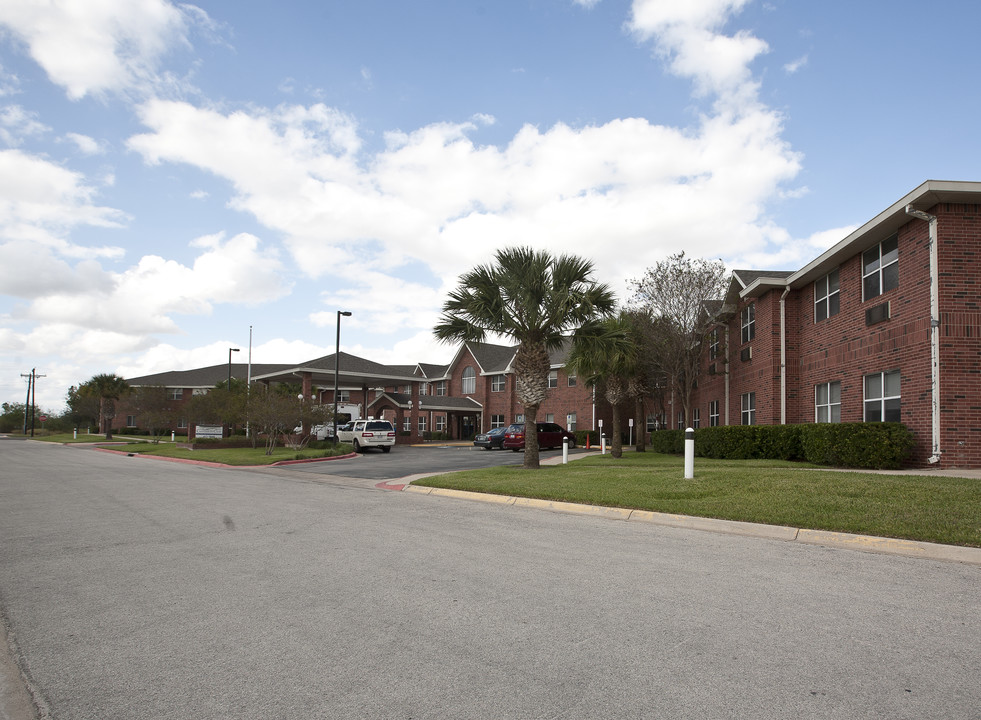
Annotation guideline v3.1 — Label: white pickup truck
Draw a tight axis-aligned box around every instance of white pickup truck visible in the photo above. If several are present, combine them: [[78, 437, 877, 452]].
[[337, 418, 396, 453]]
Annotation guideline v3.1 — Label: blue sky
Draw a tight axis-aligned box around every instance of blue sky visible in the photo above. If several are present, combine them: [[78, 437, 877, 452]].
[[2, 0, 980, 412]]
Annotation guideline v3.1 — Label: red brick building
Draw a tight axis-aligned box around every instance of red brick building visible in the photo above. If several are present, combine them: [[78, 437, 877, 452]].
[[689, 180, 981, 468]]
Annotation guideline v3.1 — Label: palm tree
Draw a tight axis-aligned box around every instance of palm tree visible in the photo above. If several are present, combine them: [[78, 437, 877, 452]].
[[566, 311, 642, 459], [82, 373, 131, 440], [434, 247, 615, 469]]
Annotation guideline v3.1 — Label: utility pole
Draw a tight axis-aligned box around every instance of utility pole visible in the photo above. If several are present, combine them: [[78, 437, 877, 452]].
[[21, 370, 32, 435], [19, 369, 45, 436]]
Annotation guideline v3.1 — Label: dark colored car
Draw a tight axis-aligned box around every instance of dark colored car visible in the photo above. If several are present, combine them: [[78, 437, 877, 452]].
[[473, 426, 508, 450], [502, 423, 576, 451]]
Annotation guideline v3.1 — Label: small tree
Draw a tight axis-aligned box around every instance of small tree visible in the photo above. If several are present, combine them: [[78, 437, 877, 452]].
[[629, 252, 728, 427], [248, 388, 304, 455], [78, 374, 131, 440], [434, 247, 616, 469], [131, 385, 174, 442], [566, 312, 642, 459]]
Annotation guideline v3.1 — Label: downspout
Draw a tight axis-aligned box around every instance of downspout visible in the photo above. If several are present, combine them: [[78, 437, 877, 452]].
[[724, 327, 730, 425], [905, 205, 942, 464], [779, 287, 790, 425]]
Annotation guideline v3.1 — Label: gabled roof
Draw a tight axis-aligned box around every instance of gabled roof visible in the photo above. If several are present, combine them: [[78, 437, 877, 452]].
[[126, 363, 290, 388], [367, 391, 482, 413], [251, 351, 420, 386], [548, 337, 575, 367], [445, 341, 517, 376], [415, 363, 449, 380]]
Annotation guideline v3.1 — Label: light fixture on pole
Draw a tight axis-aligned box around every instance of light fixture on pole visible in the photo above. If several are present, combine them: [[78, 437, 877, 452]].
[[228, 348, 240, 390], [333, 311, 352, 441]]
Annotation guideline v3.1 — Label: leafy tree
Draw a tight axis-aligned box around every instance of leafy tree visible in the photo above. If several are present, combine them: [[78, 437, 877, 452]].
[[566, 312, 642, 459], [248, 387, 304, 455], [0, 402, 29, 433], [131, 385, 174, 442], [629, 252, 728, 428], [434, 247, 615, 468], [79, 374, 131, 440], [66, 385, 101, 431]]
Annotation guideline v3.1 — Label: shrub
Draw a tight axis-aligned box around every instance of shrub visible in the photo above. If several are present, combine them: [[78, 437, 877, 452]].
[[653, 423, 914, 469], [575, 430, 601, 447]]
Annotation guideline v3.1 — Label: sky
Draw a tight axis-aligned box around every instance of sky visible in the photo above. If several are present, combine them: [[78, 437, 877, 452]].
[[2, 0, 981, 413]]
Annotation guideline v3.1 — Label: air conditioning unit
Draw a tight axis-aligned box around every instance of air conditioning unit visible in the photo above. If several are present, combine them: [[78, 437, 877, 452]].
[[865, 301, 891, 326], [740, 347, 752, 362]]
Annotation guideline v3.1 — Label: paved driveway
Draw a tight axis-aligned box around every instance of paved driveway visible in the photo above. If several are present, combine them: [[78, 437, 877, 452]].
[[281, 443, 590, 480]]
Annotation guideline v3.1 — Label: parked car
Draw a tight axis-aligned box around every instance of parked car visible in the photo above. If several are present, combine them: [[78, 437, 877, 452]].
[[502, 422, 576, 451], [473, 426, 508, 450], [339, 418, 396, 453], [335, 422, 355, 442], [293, 424, 335, 440]]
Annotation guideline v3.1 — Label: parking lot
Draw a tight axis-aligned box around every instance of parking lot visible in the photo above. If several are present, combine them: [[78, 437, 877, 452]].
[[280, 442, 592, 480]]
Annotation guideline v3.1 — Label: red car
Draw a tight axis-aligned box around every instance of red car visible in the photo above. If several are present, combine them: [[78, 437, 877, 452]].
[[502, 422, 576, 451]]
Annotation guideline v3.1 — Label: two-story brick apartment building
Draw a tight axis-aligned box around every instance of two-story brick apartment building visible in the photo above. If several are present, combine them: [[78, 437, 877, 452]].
[[690, 180, 981, 468]]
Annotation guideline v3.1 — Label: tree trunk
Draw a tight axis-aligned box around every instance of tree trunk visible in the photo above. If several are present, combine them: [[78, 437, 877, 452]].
[[610, 404, 623, 459], [523, 403, 540, 469], [513, 342, 550, 470], [634, 396, 647, 452]]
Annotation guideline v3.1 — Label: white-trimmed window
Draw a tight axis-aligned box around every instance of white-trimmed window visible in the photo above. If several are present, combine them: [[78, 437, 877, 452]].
[[815, 381, 841, 423], [815, 269, 840, 322], [126, 415, 136, 427], [692, 408, 700, 429], [741, 392, 756, 425], [491, 374, 506, 392], [864, 370, 901, 422], [168, 388, 183, 401], [435, 415, 446, 432], [545, 413, 554, 423], [403, 417, 411, 432], [490, 414, 505, 429], [435, 380, 446, 396], [677, 412, 684, 430], [566, 412, 577, 431], [567, 372, 577, 387], [548, 370, 558, 388], [863, 234, 899, 300], [462, 367, 476, 395], [709, 329, 719, 360], [418, 416, 427, 433], [336, 390, 350, 402], [709, 401, 720, 427], [418, 382, 427, 396], [177, 418, 188, 429], [741, 304, 755, 344]]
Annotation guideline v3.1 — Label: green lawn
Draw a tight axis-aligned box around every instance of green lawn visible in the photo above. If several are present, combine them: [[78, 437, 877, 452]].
[[412, 452, 981, 547], [34, 433, 353, 465]]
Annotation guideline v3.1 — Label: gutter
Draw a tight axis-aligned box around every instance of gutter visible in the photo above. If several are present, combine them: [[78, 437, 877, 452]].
[[905, 205, 942, 464]]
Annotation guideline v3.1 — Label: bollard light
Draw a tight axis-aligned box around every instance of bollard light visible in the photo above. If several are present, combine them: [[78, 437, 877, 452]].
[[684, 427, 695, 479], [562, 436, 569, 464]]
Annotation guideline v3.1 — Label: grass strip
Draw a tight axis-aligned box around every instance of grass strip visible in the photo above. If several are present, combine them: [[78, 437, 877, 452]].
[[412, 452, 981, 547]]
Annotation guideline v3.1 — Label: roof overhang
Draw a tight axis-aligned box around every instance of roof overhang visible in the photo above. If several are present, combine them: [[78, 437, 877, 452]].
[[788, 179, 981, 288]]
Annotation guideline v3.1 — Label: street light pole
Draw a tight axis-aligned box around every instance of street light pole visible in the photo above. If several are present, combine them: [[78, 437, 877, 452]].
[[228, 347, 240, 390], [333, 310, 352, 441]]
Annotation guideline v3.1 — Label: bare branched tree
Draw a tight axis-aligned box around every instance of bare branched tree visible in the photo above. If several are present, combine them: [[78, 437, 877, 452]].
[[629, 252, 728, 427]]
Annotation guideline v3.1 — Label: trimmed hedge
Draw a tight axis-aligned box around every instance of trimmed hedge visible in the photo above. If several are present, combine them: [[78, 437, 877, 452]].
[[649, 422, 915, 470]]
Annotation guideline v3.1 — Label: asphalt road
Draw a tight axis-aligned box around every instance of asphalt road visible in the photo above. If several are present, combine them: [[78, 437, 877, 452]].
[[283, 443, 588, 480], [1, 438, 979, 719]]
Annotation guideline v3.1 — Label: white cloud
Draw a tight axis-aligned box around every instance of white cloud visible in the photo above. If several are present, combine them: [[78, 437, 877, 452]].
[[0, 0, 204, 99], [784, 55, 808, 74], [64, 132, 106, 155], [0, 105, 49, 146], [0, 149, 127, 255]]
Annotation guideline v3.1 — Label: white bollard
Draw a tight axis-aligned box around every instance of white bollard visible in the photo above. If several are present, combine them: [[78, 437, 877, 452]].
[[684, 427, 694, 479], [562, 436, 569, 464], [171, 430, 175, 442], [73, 428, 77, 439], [601, 434, 606, 455]]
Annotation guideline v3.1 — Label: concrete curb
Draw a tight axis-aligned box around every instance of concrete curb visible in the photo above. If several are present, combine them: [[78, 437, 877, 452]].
[[403, 485, 981, 566]]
